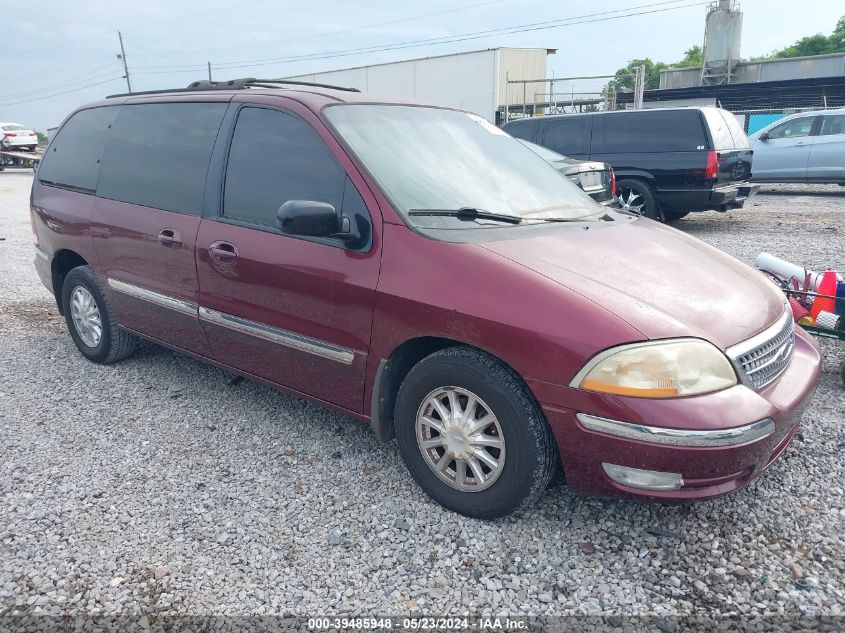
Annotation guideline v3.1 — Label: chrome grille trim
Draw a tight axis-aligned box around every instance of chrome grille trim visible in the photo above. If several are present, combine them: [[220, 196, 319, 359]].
[[578, 413, 775, 447], [726, 308, 795, 391]]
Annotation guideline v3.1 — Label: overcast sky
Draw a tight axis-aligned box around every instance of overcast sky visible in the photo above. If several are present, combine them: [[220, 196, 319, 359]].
[[2, 0, 843, 131]]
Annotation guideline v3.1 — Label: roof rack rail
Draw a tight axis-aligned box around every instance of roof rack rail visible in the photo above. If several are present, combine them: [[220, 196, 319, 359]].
[[188, 78, 361, 92], [107, 77, 360, 99]]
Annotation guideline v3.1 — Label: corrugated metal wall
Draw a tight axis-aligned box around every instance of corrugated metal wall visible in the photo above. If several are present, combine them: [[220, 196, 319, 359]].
[[496, 49, 550, 107], [284, 50, 498, 119], [660, 52, 845, 89], [642, 97, 718, 108], [283, 48, 549, 121]]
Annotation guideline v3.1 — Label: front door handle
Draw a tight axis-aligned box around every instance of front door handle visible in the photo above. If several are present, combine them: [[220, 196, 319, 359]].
[[209, 240, 239, 265], [158, 228, 182, 247]]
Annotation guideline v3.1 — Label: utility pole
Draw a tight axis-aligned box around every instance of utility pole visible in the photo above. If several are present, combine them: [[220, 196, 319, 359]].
[[117, 30, 132, 93], [207, 62, 212, 81], [633, 64, 645, 110]]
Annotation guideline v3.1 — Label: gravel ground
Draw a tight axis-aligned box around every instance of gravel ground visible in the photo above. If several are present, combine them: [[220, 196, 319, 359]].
[[1, 170, 843, 621]]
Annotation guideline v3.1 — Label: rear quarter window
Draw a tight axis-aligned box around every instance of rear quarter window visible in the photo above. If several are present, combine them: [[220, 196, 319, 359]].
[[593, 110, 706, 153], [38, 107, 118, 192], [96, 102, 227, 215]]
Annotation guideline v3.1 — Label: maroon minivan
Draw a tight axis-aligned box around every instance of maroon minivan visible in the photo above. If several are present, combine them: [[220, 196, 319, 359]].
[[31, 79, 821, 518]]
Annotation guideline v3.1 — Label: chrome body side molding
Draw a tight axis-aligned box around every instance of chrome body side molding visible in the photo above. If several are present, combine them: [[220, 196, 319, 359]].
[[107, 278, 198, 318], [197, 306, 355, 365]]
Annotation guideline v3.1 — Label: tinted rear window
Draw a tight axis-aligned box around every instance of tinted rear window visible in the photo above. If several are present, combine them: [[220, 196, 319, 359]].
[[541, 117, 587, 154], [97, 102, 226, 215], [38, 107, 117, 192], [594, 110, 706, 153], [702, 108, 750, 150]]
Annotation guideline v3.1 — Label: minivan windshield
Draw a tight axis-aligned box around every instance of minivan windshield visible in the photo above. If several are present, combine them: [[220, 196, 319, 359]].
[[325, 105, 600, 225]]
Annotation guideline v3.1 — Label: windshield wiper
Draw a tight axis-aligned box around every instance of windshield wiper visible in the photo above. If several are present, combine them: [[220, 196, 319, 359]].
[[408, 207, 523, 224]]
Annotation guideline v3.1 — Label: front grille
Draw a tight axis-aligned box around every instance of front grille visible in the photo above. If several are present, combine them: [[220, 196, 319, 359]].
[[727, 309, 795, 391]]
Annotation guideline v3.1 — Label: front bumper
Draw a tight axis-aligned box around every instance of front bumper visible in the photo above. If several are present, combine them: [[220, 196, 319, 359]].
[[530, 327, 821, 501]]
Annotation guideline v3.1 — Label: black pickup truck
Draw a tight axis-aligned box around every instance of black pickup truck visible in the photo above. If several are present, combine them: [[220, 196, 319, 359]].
[[503, 106, 758, 222]]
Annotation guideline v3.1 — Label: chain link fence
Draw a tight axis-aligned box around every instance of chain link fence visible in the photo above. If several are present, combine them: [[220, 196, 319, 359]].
[[727, 106, 843, 135], [501, 74, 638, 124]]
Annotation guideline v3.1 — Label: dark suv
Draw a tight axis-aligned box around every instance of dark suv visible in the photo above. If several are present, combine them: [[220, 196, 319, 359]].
[[503, 107, 758, 222], [30, 80, 819, 518]]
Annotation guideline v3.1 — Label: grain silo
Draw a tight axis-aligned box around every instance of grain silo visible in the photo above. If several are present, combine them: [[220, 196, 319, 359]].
[[700, 0, 744, 85]]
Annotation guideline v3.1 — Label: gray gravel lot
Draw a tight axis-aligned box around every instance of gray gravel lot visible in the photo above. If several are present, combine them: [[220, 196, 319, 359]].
[[1, 169, 843, 619]]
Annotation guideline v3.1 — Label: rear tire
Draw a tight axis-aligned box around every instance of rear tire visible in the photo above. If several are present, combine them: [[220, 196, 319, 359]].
[[394, 347, 558, 519], [62, 266, 138, 364], [616, 179, 663, 221]]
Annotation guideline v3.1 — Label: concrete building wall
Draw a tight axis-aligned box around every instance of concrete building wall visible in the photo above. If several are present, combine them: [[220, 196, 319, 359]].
[[659, 52, 845, 89]]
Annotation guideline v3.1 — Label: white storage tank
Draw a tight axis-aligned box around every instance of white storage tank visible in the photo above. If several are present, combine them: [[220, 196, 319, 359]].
[[702, 0, 743, 84]]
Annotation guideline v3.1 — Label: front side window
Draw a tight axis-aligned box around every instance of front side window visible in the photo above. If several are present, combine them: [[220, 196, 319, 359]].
[[38, 107, 118, 192], [97, 102, 227, 215], [541, 117, 587, 155], [324, 105, 598, 225], [819, 114, 845, 136], [223, 107, 345, 227], [767, 117, 815, 140]]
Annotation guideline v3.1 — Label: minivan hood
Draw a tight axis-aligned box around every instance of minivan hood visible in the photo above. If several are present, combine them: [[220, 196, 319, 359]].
[[480, 218, 785, 350]]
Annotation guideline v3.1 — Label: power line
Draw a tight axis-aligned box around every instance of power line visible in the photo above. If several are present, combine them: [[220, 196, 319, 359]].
[[1, 61, 122, 100], [132, 0, 709, 76], [0, 76, 123, 108], [136, 0, 511, 59]]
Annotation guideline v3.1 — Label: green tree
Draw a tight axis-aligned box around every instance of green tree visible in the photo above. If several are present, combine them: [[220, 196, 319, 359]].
[[611, 58, 668, 91], [676, 45, 703, 68], [767, 14, 845, 59]]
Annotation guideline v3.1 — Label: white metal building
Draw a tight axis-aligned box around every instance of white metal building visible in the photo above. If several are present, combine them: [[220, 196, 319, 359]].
[[284, 47, 555, 123]]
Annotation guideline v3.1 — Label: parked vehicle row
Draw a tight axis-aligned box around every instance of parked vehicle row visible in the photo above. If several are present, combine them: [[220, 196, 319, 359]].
[[749, 107, 845, 185], [32, 80, 820, 518]]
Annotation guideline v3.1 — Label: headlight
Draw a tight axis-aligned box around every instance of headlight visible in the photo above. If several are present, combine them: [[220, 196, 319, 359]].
[[571, 339, 737, 398]]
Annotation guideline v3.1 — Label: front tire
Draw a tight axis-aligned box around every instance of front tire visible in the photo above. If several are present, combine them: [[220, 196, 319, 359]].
[[62, 266, 138, 364], [394, 347, 558, 519], [616, 179, 663, 221]]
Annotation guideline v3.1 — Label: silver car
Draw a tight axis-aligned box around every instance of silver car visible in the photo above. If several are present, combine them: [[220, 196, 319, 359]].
[[749, 108, 845, 184]]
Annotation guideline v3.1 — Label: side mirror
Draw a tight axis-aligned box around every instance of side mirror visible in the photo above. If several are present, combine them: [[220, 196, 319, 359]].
[[276, 200, 356, 242], [758, 132, 770, 141]]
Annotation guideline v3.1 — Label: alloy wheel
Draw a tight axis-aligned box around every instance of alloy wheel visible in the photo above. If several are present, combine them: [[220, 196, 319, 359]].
[[70, 286, 102, 347], [415, 387, 506, 492], [616, 187, 645, 214]]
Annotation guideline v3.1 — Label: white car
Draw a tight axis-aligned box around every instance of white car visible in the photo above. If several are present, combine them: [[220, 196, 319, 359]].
[[0, 122, 38, 152]]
